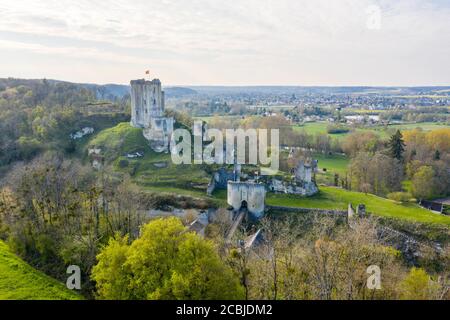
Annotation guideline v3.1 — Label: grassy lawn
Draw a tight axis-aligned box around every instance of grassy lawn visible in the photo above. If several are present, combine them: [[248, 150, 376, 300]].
[[0, 241, 82, 300], [293, 122, 329, 135], [265, 186, 450, 226], [313, 153, 349, 175]]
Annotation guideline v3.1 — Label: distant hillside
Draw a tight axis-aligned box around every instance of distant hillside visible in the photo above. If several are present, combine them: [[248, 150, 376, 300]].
[[164, 86, 197, 97], [0, 78, 197, 100], [2, 78, 448, 99], [0, 241, 82, 300], [85, 84, 197, 99]]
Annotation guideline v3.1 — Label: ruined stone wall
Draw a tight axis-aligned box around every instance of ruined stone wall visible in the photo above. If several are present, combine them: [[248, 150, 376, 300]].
[[269, 178, 318, 196], [295, 161, 312, 183]]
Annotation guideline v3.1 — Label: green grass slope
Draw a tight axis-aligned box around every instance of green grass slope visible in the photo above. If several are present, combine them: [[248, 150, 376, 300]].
[[0, 241, 82, 300], [88, 123, 211, 197], [266, 186, 450, 226]]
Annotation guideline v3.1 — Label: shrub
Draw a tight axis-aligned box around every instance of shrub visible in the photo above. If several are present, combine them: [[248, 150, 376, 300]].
[[326, 124, 350, 134], [387, 192, 412, 203], [118, 159, 129, 168]]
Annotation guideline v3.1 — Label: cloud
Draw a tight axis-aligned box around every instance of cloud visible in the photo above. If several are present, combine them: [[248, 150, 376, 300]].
[[0, 0, 448, 85]]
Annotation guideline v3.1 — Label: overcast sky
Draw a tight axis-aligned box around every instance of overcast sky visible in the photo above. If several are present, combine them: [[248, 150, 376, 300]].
[[0, 0, 449, 86]]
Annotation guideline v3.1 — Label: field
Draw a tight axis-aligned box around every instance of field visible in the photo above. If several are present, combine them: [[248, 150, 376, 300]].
[[293, 121, 449, 141], [313, 153, 349, 175], [0, 241, 82, 300]]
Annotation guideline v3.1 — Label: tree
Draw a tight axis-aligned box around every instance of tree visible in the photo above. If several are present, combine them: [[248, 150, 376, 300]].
[[91, 217, 244, 300], [411, 166, 436, 200], [349, 152, 403, 196], [400, 268, 440, 300], [342, 131, 381, 157], [388, 130, 406, 161]]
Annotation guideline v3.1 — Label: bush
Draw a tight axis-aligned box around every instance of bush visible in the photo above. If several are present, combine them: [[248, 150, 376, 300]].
[[387, 192, 412, 203], [326, 124, 350, 134], [17, 136, 42, 160]]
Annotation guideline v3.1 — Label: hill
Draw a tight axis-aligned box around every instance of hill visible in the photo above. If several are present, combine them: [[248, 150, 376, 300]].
[[0, 241, 82, 300], [87, 123, 210, 197]]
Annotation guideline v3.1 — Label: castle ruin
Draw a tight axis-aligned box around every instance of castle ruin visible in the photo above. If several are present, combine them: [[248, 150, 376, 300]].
[[227, 181, 266, 218], [130, 79, 174, 152]]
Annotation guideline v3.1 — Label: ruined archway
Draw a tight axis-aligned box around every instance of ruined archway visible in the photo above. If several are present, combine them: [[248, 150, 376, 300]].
[[240, 200, 248, 210]]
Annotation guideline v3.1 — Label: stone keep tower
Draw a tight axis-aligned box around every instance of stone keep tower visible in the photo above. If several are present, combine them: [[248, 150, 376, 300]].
[[130, 79, 164, 127], [130, 79, 174, 152]]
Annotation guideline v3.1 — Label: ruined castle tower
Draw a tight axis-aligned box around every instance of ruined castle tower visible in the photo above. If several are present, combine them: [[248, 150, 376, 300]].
[[130, 79, 174, 152], [295, 160, 312, 183]]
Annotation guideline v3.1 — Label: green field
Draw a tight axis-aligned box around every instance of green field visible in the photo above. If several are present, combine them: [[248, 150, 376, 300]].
[[313, 153, 349, 175], [0, 241, 82, 300], [293, 121, 449, 141]]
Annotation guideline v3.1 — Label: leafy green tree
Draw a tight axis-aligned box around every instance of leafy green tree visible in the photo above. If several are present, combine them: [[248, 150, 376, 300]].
[[89, 235, 131, 300], [400, 268, 440, 300], [388, 130, 406, 161], [91, 217, 244, 300], [412, 166, 436, 200]]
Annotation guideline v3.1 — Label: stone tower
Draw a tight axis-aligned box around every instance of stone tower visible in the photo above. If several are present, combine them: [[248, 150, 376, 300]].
[[130, 78, 174, 152], [130, 79, 166, 127]]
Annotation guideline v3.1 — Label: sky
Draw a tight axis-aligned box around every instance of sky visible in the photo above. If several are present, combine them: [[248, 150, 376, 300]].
[[0, 0, 449, 86]]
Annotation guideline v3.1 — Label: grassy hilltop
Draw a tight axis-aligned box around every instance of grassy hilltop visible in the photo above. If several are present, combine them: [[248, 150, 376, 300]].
[[88, 122, 210, 197]]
